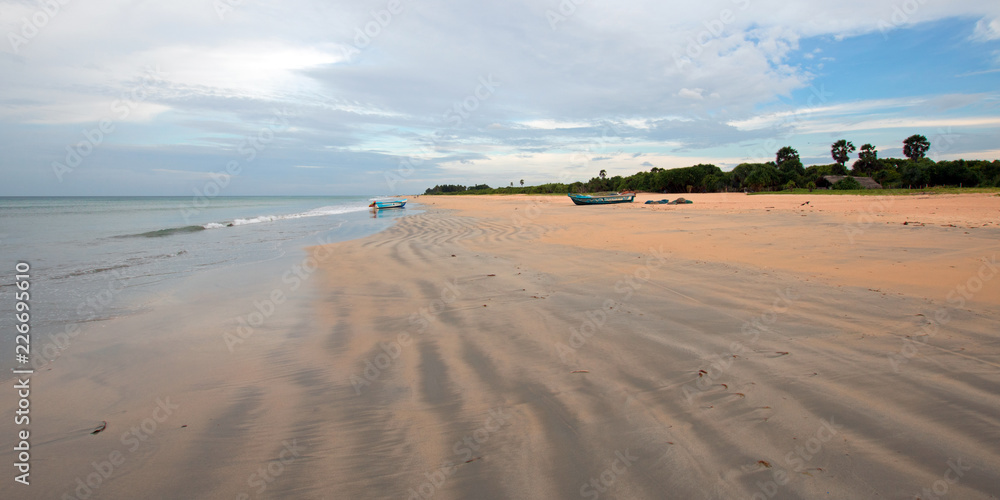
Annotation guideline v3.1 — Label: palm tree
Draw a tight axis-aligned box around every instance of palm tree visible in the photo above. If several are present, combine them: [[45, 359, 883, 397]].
[[599, 169, 607, 179], [520, 179, 524, 186], [776, 146, 799, 165], [855, 144, 878, 175], [903, 134, 930, 161], [831, 140, 856, 166], [776, 146, 804, 176], [859, 143, 877, 162]]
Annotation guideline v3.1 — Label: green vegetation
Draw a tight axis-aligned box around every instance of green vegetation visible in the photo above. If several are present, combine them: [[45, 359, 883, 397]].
[[775, 146, 800, 166], [423, 183, 573, 195], [752, 186, 1000, 196], [831, 140, 856, 167], [854, 144, 878, 175], [903, 134, 930, 161], [423, 135, 1000, 195], [833, 176, 862, 190]]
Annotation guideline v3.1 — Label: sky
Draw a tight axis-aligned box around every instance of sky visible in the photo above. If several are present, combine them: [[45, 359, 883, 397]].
[[1, 0, 999, 195]]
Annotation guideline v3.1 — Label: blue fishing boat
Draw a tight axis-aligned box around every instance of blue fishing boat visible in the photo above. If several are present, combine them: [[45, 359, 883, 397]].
[[567, 192, 635, 205], [370, 198, 407, 209]]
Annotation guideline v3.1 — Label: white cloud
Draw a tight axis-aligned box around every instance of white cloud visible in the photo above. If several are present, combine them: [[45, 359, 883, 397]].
[[433, 150, 751, 185], [621, 118, 653, 129], [4, 0, 1000, 194], [518, 119, 594, 130], [678, 88, 704, 100], [0, 37, 346, 125], [727, 94, 998, 136], [935, 148, 1000, 161], [956, 67, 1000, 77], [727, 96, 934, 131], [151, 168, 215, 179], [797, 116, 1000, 135], [20, 101, 171, 125], [972, 17, 1000, 42], [138, 42, 346, 97]]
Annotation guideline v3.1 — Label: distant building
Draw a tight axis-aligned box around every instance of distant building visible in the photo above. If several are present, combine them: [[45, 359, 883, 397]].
[[815, 175, 882, 189]]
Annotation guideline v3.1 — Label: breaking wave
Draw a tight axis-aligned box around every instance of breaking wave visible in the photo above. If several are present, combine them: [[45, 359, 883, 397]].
[[121, 204, 369, 238]]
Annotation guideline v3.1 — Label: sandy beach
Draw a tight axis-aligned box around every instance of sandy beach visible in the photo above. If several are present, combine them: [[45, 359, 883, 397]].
[[7, 192, 1000, 499]]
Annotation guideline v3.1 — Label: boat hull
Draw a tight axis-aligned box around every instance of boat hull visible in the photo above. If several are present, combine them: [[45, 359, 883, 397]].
[[371, 199, 407, 209], [567, 193, 635, 205]]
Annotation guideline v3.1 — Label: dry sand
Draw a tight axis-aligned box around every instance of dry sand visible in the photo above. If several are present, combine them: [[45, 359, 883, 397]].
[[6, 192, 1000, 499]]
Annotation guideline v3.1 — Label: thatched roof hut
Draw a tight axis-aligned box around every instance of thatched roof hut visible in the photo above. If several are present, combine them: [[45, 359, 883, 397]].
[[816, 175, 882, 189]]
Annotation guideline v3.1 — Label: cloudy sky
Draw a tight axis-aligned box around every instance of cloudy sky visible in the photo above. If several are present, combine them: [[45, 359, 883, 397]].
[[2, 0, 999, 195]]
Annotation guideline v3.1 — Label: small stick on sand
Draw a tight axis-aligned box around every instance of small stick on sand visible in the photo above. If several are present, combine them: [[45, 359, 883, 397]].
[[91, 421, 107, 435]]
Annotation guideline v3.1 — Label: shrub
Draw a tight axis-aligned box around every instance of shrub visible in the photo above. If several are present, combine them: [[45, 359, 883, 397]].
[[833, 176, 862, 190]]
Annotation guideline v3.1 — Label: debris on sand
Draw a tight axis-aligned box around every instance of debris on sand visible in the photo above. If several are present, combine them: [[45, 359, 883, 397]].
[[91, 421, 108, 435]]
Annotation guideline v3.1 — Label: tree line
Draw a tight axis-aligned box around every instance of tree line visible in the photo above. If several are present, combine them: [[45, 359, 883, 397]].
[[423, 135, 1000, 195]]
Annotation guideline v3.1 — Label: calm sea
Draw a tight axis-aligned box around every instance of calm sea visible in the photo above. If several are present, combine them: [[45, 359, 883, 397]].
[[0, 196, 415, 375]]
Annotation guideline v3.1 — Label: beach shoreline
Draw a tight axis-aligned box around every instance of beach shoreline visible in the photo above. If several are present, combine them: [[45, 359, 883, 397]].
[[4, 192, 999, 499]]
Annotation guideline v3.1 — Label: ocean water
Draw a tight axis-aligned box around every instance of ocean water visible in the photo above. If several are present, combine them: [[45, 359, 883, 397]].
[[0, 196, 415, 375]]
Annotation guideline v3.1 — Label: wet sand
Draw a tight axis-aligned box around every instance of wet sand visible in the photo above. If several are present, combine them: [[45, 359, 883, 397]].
[[6, 192, 1000, 499]]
